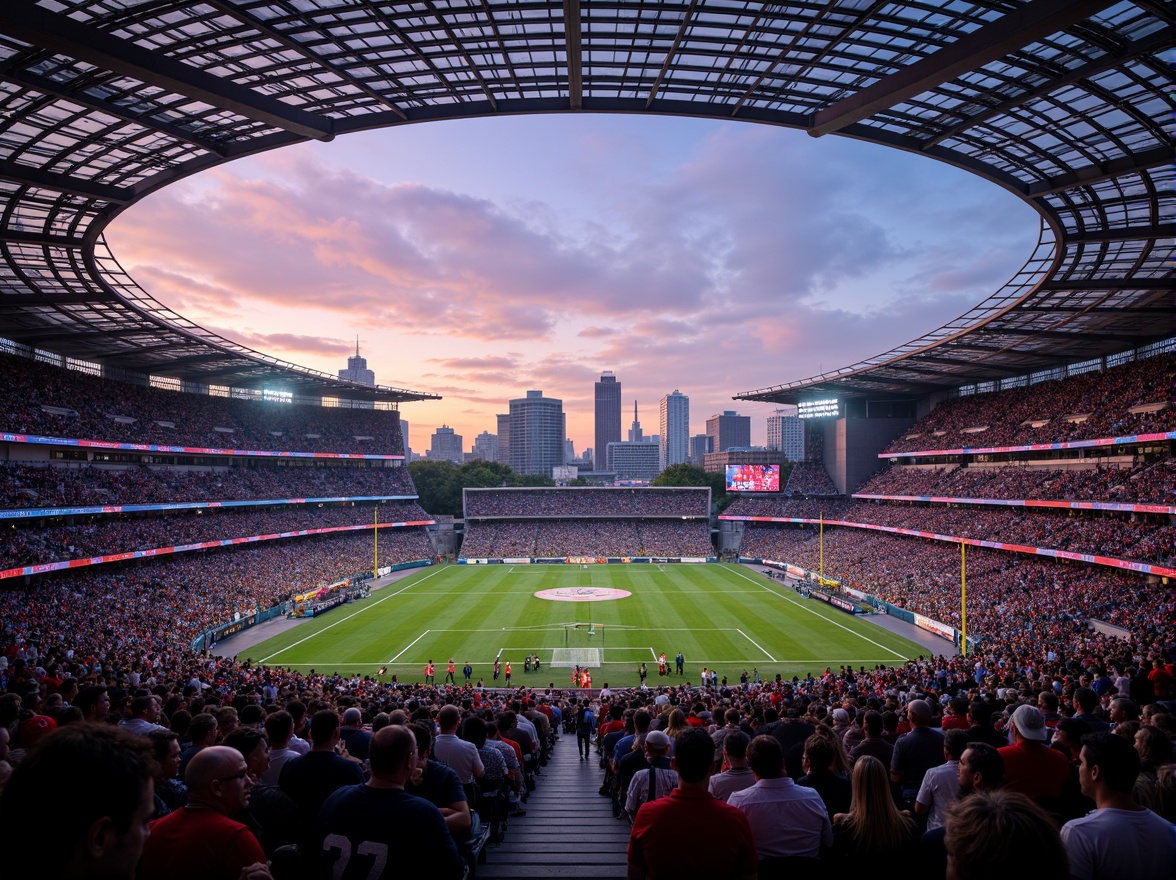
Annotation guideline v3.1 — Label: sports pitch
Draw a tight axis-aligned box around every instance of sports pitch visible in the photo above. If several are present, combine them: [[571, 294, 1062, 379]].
[[243, 563, 929, 687]]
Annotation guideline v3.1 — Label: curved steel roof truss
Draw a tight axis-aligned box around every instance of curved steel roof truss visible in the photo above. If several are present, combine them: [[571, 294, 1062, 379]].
[[0, 0, 1169, 406]]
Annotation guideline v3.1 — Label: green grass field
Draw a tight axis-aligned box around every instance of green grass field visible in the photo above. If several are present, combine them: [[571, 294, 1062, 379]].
[[243, 563, 928, 687]]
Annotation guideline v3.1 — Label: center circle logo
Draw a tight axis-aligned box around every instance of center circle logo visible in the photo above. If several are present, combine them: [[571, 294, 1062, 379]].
[[534, 587, 631, 602]]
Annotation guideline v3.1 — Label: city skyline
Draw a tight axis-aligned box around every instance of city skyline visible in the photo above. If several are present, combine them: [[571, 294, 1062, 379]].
[[106, 114, 1037, 454]]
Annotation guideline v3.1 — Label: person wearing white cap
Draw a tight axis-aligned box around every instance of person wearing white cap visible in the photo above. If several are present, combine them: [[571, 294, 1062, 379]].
[[998, 704, 1070, 804], [624, 729, 677, 819]]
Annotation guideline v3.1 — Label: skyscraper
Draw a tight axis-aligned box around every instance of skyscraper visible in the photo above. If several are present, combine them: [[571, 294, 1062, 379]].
[[509, 390, 565, 476], [338, 339, 375, 409], [495, 413, 510, 466], [428, 425, 463, 464], [659, 390, 689, 471], [689, 434, 713, 467], [338, 338, 375, 387], [767, 410, 805, 461], [706, 411, 751, 452], [472, 430, 498, 461], [628, 400, 643, 442], [594, 371, 621, 472]]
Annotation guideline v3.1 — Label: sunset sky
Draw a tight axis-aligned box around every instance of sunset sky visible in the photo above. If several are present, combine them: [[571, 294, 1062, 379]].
[[106, 113, 1039, 457]]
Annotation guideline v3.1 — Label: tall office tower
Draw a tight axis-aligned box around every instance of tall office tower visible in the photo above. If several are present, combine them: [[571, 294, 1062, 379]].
[[472, 430, 498, 461], [338, 338, 376, 386], [628, 400, 643, 442], [429, 425, 463, 464], [509, 390, 565, 476], [565, 438, 576, 463], [594, 371, 621, 471], [706, 411, 751, 452], [338, 338, 376, 409], [400, 419, 410, 459], [659, 390, 689, 471], [767, 410, 805, 461], [689, 434, 712, 467], [495, 413, 511, 466]]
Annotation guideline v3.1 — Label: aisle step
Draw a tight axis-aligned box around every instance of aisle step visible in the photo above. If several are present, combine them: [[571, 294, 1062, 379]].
[[477, 737, 629, 879]]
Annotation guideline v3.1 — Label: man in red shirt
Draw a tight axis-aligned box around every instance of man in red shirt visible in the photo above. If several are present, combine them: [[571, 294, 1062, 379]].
[[139, 745, 271, 880], [628, 727, 757, 880], [998, 704, 1070, 804]]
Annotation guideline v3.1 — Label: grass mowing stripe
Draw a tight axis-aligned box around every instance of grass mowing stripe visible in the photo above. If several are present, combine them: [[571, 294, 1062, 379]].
[[256, 566, 445, 664], [722, 563, 910, 661]]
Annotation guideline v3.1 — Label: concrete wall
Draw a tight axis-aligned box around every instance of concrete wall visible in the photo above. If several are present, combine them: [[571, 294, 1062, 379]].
[[822, 416, 917, 494]]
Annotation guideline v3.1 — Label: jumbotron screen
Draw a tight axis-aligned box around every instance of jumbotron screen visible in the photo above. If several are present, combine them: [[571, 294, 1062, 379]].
[[798, 398, 841, 419], [725, 464, 781, 493]]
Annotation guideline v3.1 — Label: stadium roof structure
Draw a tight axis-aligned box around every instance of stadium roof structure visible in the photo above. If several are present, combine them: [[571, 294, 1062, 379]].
[[0, 1, 1171, 406]]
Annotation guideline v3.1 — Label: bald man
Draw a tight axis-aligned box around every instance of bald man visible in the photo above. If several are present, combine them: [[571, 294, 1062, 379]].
[[315, 725, 464, 879], [139, 745, 272, 880]]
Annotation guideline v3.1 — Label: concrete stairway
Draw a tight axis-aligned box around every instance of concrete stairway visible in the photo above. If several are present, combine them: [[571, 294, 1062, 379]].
[[478, 735, 629, 878]]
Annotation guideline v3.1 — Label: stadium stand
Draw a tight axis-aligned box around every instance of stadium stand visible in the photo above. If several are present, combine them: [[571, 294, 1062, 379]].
[[460, 488, 713, 558], [882, 355, 1172, 454], [0, 351, 405, 456]]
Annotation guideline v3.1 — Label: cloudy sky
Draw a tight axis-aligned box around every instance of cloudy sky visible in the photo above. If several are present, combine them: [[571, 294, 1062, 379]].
[[106, 113, 1038, 456]]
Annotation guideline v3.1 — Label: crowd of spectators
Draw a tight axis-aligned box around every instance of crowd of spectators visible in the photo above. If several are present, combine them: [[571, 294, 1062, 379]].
[[0, 461, 417, 511], [739, 523, 1171, 651], [784, 462, 840, 496], [459, 519, 713, 558], [464, 488, 709, 518], [883, 353, 1173, 453], [856, 459, 1174, 506], [1, 501, 431, 571], [0, 351, 405, 455], [839, 503, 1172, 567], [725, 497, 853, 519], [0, 529, 433, 671], [726, 494, 1173, 567]]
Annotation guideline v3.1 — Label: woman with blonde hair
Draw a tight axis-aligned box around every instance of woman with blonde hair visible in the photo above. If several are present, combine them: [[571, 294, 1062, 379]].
[[663, 707, 689, 752], [829, 755, 916, 868]]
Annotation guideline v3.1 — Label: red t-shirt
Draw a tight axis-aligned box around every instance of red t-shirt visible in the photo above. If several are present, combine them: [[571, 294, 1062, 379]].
[[140, 807, 265, 880], [998, 739, 1071, 800], [629, 788, 757, 877]]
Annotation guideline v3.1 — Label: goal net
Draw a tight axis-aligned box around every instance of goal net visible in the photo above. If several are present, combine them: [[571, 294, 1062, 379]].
[[551, 623, 603, 667]]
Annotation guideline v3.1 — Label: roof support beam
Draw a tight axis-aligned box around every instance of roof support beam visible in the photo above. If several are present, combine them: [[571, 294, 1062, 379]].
[[1063, 223, 1176, 244], [1028, 146, 1173, 197], [645, 0, 698, 108], [0, 291, 107, 304], [924, 29, 1173, 149], [1038, 277, 1172, 290], [0, 229, 86, 247], [0, 1, 334, 142], [204, 0, 407, 120], [563, 0, 583, 110], [1, 69, 227, 157], [809, 0, 1116, 137], [0, 159, 133, 203]]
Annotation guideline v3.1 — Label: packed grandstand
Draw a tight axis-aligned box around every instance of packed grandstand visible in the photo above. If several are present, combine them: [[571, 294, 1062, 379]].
[[1, 344, 1170, 681]]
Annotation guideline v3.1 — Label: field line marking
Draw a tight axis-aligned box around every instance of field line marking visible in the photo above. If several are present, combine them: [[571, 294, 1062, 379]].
[[723, 565, 909, 660], [387, 630, 431, 664], [737, 629, 777, 662], [256, 566, 445, 663], [649, 647, 658, 661]]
